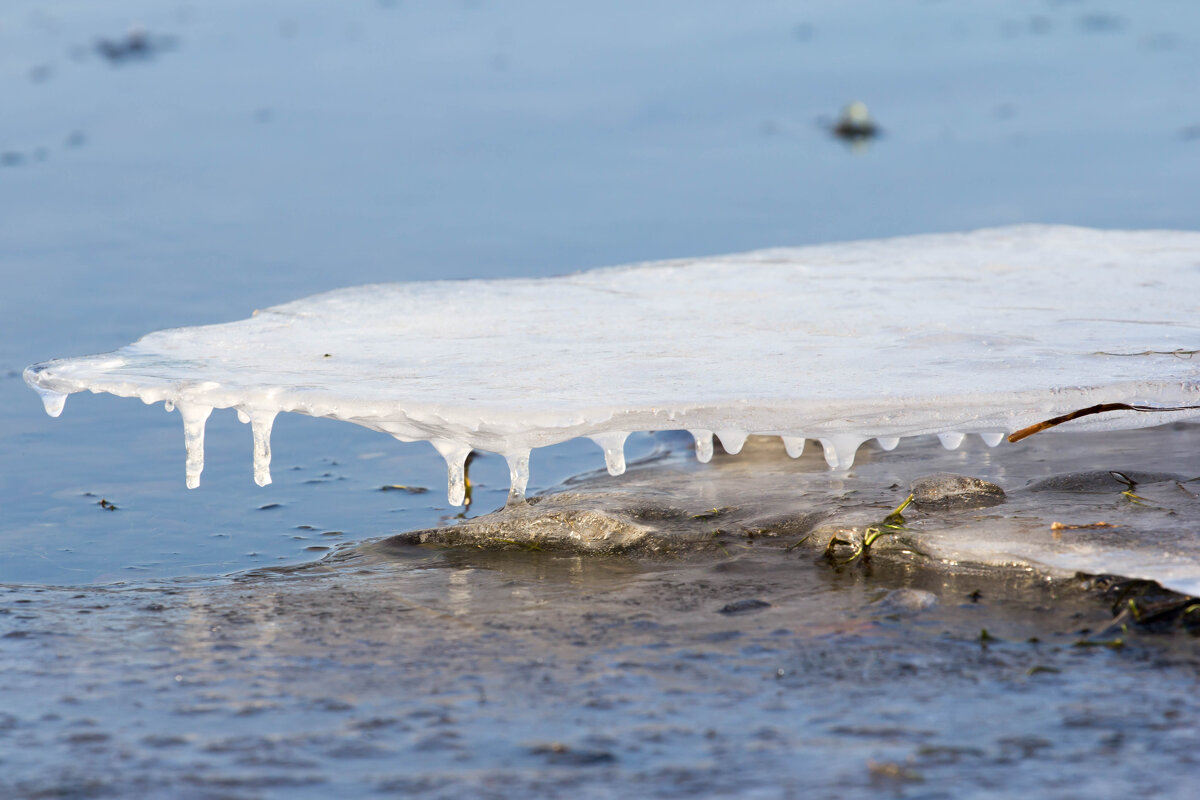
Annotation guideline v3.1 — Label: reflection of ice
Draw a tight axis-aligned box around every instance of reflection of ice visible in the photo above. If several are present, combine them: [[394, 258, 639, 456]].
[[23, 226, 1200, 503]]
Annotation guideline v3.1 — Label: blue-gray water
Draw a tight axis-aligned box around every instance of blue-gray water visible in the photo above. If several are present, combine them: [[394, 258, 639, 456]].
[[3, 1, 1200, 796]]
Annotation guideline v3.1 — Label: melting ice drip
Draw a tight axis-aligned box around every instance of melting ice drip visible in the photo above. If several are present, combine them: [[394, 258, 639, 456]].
[[24, 226, 1200, 504]]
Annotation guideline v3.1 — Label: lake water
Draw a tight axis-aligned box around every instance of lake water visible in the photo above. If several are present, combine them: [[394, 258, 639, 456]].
[[3, 1, 1200, 796]]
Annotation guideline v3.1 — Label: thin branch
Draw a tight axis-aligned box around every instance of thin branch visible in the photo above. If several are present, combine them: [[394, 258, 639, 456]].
[[1007, 402, 1200, 443]]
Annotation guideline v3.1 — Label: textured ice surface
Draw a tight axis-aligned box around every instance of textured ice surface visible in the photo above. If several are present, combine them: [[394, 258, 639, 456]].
[[24, 225, 1200, 502]]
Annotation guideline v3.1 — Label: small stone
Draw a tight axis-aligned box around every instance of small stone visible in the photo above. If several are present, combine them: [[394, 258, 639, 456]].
[[876, 588, 939, 613], [718, 598, 771, 615], [910, 473, 1005, 511], [1027, 470, 1180, 493]]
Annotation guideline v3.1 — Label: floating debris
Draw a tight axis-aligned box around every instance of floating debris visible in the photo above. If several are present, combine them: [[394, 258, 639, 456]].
[[95, 28, 177, 64], [717, 598, 771, 615], [832, 101, 880, 142], [1050, 521, 1117, 531]]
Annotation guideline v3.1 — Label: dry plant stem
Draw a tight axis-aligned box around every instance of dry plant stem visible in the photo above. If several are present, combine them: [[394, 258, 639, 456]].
[[1007, 403, 1200, 443]]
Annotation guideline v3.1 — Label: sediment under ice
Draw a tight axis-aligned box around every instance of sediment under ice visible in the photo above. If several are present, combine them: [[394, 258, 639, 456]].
[[24, 225, 1200, 503]]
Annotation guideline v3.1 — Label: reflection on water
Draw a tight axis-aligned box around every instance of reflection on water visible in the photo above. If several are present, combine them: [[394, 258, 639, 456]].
[[5, 538, 1200, 798]]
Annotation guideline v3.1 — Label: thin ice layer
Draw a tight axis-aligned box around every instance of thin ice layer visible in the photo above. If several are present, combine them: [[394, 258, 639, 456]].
[[23, 226, 1200, 502]]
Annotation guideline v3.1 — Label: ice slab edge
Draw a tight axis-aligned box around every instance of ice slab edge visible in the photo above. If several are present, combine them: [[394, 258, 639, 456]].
[[24, 225, 1200, 504]]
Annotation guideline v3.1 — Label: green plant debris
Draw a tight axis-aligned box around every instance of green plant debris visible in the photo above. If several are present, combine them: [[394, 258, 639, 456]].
[[784, 534, 812, 553], [1108, 470, 1155, 506], [883, 494, 914, 526], [1121, 490, 1148, 506], [867, 760, 923, 784], [823, 494, 915, 567], [97, 498, 117, 511], [1073, 637, 1125, 649], [1026, 665, 1060, 676], [692, 506, 734, 520], [379, 484, 429, 494]]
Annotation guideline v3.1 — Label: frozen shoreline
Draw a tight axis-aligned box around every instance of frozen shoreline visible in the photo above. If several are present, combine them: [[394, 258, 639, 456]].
[[385, 422, 1200, 600]]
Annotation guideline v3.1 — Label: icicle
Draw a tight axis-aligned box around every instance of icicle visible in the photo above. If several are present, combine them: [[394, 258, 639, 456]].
[[248, 410, 277, 487], [782, 436, 806, 458], [34, 387, 67, 418], [431, 439, 472, 507], [236, 408, 249, 424], [588, 431, 629, 476], [938, 431, 966, 450], [164, 399, 175, 412], [980, 432, 1004, 447], [715, 429, 747, 455], [177, 403, 213, 489], [820, 436, 863, 470], [689, 429, 714, 464], [819, 439, 839, 469], [505, 450, 531, 503], [876, 436, 900, 451]]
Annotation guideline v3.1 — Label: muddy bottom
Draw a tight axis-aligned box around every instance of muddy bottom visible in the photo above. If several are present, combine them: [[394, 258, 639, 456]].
[[4, 526, 1200, 796]]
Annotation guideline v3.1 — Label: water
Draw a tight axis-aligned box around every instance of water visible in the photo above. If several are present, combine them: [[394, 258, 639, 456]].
[[4, 1, 1200, 796]]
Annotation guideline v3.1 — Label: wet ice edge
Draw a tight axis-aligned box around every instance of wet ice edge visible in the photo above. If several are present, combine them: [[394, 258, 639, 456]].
[[23, 225, 1200, 505]]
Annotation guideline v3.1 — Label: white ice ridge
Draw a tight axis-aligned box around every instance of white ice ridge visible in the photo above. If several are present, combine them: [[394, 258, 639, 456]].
[[24, 226, 1200, 504]]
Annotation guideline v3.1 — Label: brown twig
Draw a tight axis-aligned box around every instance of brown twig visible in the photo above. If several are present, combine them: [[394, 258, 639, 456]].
[[1050, 521, 1117, 531], [1007, 403, 1200, 443]]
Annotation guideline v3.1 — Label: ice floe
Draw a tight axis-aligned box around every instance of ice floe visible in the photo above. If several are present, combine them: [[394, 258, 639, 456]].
[[24, 225, 1200, 503]]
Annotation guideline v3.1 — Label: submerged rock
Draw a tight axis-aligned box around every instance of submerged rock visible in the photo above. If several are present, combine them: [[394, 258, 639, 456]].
[[1027, 470, 1184, 493], [875, 588, 940, 613], [717, 598, 772, 615], [385, 483, 828, 555], [390, 496, 652, 554], [910, 473, 1006, 512]]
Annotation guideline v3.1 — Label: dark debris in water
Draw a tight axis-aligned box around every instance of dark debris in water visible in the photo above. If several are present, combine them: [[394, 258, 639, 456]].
[[830, 101, 881, 144], [1077, 573, 1200, 636], [1028, 470, 1183, 493], [717, 598, 771, 615], [528, 742, 617, 766], [380, 484, 429, 494], [94, 30, 178, 64]]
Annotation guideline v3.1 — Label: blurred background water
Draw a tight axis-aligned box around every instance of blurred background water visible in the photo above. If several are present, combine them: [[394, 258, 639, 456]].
[[3, 0, 1200, 583]]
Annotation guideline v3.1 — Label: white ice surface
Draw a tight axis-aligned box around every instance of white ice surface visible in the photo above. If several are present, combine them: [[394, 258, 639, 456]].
[[24, 226, 1200, 503]]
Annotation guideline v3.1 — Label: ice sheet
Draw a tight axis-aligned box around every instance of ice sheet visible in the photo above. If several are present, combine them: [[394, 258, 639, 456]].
[[24, 225, 1200, 503]]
